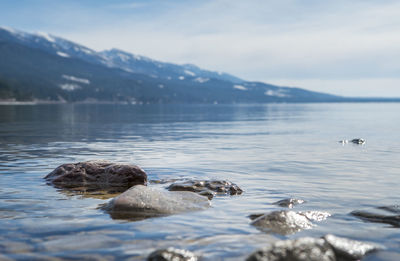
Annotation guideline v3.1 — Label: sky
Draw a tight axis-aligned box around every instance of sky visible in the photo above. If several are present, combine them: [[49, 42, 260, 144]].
[[1, 0, 400, 97]]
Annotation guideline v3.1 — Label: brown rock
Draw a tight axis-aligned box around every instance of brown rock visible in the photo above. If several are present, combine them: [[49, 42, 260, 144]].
[[44, 160, 147, 191]]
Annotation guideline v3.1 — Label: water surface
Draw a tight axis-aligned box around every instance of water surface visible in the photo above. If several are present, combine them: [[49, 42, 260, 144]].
[[0, 103, 399, 260]]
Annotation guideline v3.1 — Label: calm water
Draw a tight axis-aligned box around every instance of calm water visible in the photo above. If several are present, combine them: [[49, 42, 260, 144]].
[[0, 103, 399, 260]]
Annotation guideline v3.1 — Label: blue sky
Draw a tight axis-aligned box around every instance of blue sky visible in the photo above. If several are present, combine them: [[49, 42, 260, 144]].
[[1, 0, 400, 97]]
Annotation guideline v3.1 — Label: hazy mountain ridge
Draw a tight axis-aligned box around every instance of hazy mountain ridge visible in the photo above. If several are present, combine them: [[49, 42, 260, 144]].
[[0, 26, 345, 104]]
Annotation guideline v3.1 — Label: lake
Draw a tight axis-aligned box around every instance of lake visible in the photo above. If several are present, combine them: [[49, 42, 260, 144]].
[[0, 103, 399, 260]]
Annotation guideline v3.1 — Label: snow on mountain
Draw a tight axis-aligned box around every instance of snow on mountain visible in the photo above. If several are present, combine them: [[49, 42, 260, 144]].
[[57, 51, 70, 58], [62, 75, 90, 84], [194, 77, 209, 83], [35, 32, 55, 43], [59, 83, 81, 91], [264, 89, 289, 97], [233, 84, 247, 91], [184, 70, 196, 76], [0, 26, 16, 34]]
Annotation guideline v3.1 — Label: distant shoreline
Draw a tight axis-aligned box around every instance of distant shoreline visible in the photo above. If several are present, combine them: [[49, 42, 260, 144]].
[[2, 99, 400, 105]]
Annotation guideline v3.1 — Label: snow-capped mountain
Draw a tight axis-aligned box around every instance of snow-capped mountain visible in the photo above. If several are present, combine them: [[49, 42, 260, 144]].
[[0, 26, 242, 84], [0, 26, 344, 103], [99, 48, 243, 83]]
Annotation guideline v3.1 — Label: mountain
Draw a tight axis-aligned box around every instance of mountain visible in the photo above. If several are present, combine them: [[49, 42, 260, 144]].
[[0, 26, 344, 104]]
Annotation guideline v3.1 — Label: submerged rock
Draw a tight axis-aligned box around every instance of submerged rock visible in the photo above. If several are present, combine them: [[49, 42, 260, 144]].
[[273, 198, 305, 208], [350, 206, 400, 227], [147, 248, 197, 261], [103, 185, 210, 220], [44, 160, 147, 191], [246, 235, 379, 261], [246, 237, 335, 261], [167, 180, 243, 199], [250, 210, 330, 235]]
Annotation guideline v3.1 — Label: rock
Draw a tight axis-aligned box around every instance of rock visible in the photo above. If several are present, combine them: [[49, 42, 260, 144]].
[[149, 178, 181, 185], [248, 213, 265, 220], [44, 160, 147, 191], [246, 235, 379, 261], [250, 210, 330, 235], [246, 237, 335, 261], [351, 206, 400, 227], [147, 248, 197, 261], [323, 234, 379, 261], [377, 205, 400, 214], [339, 138, 366, 145], [167, 180, 243, 199], [103, 185, 210, 220], [300, 211, 331, 221], [273, 198, 305, 208], [350, 138, 365, 144]]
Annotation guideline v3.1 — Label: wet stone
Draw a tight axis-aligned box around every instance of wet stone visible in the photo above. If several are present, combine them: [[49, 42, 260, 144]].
[[323, 234, 379, 261], [167, 180, 243, 200], [246, 237, 335, 261], [377, 205, 400, 214], [147, 248, 197, 261], [250, 210, 330, 235], [273, 198, 305, 208], [351, 138, 365, 144], [351, 206, 400, 227], [300, 211, 331, 222], [338, 138, 366, 145], [246, 235, 379, 261], [103, 185, 211, 220], [248, 213, 265, 220], [44, 160, 147, 192]]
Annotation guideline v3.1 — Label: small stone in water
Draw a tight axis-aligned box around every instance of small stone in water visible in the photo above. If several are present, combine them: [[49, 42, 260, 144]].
[[167, 180, 243, 200], [323, 234, 379, 260], [351, 207, 400, 227], [273, 198, 305, 208], [351, 138, 365, 144], [246, 237, 335, 261], [250, 210, 330, 235], [44, 160, 147, 191], [339, 138, 366, 145], [246, 235, 379, 261], [103, 185, 210, 220], [147, 247, 198, 261]]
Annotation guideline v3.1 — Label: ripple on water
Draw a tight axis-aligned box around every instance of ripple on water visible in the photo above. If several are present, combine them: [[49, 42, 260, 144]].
[[0, 103, 400, 259]]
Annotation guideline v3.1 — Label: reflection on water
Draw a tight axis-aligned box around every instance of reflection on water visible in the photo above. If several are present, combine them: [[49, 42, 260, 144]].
[[1, 103, 400, 260]]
